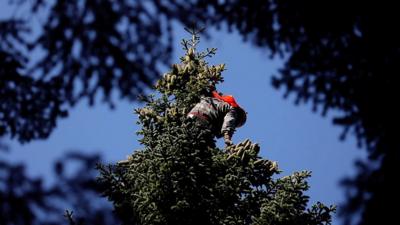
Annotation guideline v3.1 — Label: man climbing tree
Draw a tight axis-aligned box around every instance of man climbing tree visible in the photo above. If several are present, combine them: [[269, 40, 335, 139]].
[[98, 28, 335, 225], [188, 89, 247, 147]]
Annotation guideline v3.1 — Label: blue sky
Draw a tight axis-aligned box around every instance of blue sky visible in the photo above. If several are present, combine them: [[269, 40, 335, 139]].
[[2, 4, 366, 224]]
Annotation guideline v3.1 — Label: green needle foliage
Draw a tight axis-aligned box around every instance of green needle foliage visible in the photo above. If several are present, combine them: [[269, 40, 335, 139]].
[[97, 29, 335, 225]]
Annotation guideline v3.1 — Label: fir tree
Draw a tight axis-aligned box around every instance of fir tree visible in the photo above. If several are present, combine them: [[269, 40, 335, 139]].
[[97, 28, 335, 225]]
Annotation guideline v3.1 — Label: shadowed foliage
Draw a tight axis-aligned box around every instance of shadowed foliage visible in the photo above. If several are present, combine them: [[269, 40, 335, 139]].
[[0, 50, 67, 142], [1, 0, 174, 142], [1, 1, 398, 225], [0, 147, 118, 225]]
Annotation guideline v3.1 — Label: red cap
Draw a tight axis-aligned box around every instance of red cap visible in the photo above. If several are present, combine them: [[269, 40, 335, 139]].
[[212, 91, 240, 108]]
